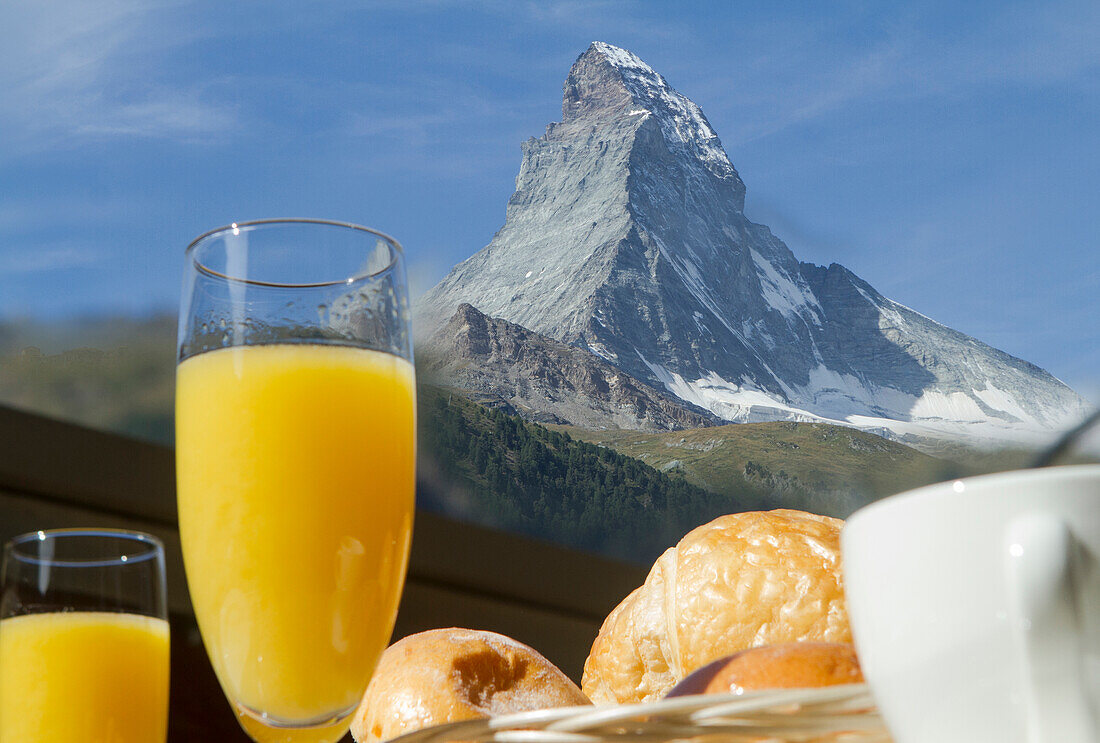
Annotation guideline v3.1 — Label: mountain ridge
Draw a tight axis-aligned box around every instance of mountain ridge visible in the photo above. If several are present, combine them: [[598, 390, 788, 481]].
[[417, 41, 1089, 445]]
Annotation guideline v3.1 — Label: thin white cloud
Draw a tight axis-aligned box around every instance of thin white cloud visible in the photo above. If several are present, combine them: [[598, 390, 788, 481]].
[[0, 196, 140, 232], [0, 0, 235, 151], [0, 245, 101, 275], [72, 92, 237, 139]]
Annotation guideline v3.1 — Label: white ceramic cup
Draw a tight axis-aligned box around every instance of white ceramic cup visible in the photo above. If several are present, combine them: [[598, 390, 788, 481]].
[[842, 465, 1100, 743]]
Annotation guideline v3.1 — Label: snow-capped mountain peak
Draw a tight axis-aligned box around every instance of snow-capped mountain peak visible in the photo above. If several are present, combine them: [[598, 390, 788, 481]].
[[564, 42, 742, 195], [416, 43, 1089, 447]]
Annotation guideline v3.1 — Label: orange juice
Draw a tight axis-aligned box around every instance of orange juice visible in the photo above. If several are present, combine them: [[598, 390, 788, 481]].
[[175, 343, 415, 730], [0, 611, 170, 742]]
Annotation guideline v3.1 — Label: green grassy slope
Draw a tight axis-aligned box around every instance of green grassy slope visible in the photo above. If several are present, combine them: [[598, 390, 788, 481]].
[[558, 421, 973, 516]]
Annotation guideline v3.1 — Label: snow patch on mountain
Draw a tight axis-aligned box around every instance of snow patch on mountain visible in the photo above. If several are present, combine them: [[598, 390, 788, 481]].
[[750, 248, 823, 325], [973, 382, 1037, 424], [588, 341, 617, 362], [637, 352, 808, 423], [589, 40, 733, 182], [652, 233, 742, 340], [638, 352, 1057, 447]]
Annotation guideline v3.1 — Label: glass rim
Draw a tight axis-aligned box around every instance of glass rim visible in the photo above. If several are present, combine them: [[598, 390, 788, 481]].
[[3, 528, 165, 569], [185, 218, 404, 289]]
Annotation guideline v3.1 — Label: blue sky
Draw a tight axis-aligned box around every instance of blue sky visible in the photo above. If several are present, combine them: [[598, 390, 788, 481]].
[[1, 0, 1097, 398]]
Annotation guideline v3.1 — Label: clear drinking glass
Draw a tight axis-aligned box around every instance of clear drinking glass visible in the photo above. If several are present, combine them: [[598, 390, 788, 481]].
[[175, 219, 416, 742], [0, 528, 170, 742]]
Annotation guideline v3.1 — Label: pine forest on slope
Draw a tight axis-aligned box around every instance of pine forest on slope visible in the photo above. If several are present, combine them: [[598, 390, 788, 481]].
[[417, 385, 734, 563]]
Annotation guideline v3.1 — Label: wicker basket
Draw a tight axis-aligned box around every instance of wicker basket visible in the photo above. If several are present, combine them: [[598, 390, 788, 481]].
[[387, 684, 891, 743]]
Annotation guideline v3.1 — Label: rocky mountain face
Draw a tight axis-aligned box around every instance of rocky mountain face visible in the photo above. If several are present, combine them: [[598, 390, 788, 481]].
[[417, 41, 1089, 444], [420, 304, 720, 431]]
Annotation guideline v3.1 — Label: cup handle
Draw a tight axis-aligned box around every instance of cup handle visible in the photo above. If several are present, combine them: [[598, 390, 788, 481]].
[[1005, 513, 1094, 742]]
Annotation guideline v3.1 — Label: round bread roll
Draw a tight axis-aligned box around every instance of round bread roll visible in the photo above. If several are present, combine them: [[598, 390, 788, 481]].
[[351, 628, 590, 743], [666, 642, 863, 697], [582, 510, 850, 704], [704, 642, 862, 694]]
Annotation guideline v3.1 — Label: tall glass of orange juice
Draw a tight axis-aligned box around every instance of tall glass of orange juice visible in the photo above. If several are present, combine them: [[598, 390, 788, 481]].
[[0, 528, 170, 743], [175, 219, 416, 742]]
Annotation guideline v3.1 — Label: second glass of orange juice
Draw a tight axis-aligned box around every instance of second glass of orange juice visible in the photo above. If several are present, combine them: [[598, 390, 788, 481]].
[[0, 529, 170, 743], [175, 220, 416, 742]]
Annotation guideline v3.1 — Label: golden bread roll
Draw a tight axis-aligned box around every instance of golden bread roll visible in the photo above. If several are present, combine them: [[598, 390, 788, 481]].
[[582, 510, 850, 704], [701, 642, 863, 694], [351, 628, 590, 743]]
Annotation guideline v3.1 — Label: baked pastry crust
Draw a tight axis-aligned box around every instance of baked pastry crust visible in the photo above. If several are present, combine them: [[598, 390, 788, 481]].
[[582, 510, 851, 704], [703, 642, 863, 694], [351, 628, 590, 743]]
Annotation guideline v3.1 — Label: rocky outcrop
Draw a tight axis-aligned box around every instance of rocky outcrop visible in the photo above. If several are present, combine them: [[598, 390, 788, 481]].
[[420, 304, 720, 431]]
